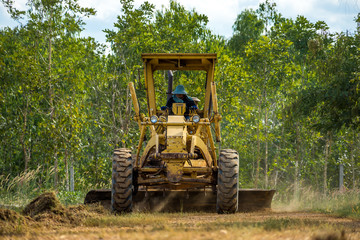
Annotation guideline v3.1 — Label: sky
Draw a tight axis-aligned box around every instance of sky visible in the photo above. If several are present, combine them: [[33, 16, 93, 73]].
[[0, 0, 359, 44]]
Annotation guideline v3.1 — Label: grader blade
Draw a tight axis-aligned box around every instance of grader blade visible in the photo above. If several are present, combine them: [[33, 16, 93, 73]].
[[84, 189, 275, 212]]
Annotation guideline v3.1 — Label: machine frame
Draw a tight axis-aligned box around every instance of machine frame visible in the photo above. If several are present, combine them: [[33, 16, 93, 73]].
[[129, 53, 222, 190]]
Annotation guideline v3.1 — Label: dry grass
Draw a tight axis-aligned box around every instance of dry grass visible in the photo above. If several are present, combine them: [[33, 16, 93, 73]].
[[1, 191, 358, 239], [0, 167, 47, 209], [1, 210, 359, 240], [1, 172, 359, 239], [273, 188, 360, 219]]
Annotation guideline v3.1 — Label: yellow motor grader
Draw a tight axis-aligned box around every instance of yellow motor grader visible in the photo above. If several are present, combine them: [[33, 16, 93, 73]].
[[85, 53, 275, 213]]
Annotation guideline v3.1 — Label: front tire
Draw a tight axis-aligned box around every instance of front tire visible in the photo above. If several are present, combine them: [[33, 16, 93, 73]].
[[216, 149, 239, 214], [112, 148, 133, 213]]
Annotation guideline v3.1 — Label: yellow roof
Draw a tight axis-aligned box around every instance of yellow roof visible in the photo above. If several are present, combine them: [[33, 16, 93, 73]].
[[141, 53, 217, 71]]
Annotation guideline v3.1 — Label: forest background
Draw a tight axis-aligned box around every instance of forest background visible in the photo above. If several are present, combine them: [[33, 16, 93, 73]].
[[0, 0, 359, 211]]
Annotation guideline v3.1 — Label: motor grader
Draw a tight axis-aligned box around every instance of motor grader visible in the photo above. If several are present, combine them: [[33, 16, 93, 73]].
[[85, 53, 275, 213]]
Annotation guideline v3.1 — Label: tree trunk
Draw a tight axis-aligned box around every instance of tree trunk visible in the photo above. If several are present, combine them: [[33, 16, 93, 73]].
[[123, 84, 131, 148], [21, 94, 31, 171], [48, 11, 58, 189], [255, 102, 261, 188], [352, 133, 357, 190], [65, 148, 69, 191], [294, 122, 301, 200], [273, 123, 284, 189], [294, 160, 299, 200], [48, 11, 54, 118], [251, 148, 255, 181], [54, 151, 58, 189], [323, 131, 332, 196], [264, 90, 268, 188], [94, 141, 98, 184], [273, 144, 279, 188], [323, 142, 328, 196], [70, 160, 74, 192]]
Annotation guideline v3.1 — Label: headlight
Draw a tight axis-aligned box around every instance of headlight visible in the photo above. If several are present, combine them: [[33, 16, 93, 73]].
[[192, 115, 200, 123], [150, 115, 158, 123]]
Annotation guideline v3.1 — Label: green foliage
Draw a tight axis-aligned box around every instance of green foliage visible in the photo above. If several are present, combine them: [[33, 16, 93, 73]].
[[228, 9, 265, 55], [57, 190, 85, 205], [295, 33, 360, 130]]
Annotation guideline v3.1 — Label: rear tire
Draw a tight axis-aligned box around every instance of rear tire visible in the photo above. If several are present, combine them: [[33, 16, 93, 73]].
[[112, 148, 133, 213], [216, 149, 239, 214]]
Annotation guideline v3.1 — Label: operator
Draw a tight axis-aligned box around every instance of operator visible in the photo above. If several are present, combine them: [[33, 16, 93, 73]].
[[164, 85, 197, 117]]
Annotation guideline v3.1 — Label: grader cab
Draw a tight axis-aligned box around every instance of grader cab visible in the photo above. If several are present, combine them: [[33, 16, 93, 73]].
[[85, 53, 275, 213]]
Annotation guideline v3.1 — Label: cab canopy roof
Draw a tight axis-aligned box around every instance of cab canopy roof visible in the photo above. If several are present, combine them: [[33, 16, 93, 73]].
[[141, 53, 217, 71]]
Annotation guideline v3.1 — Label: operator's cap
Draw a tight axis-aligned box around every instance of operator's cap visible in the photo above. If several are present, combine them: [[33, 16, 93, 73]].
[[191, 97, 200, 102], [172, 85, 187, 95]]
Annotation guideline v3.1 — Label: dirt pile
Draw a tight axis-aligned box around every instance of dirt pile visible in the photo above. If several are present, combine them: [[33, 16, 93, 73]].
[[0, 208, 22, 222], [23, 192, 63, 217], [0, 192, 110, 236], [0, 208, 27, 235], [22, 192, 91, 225]]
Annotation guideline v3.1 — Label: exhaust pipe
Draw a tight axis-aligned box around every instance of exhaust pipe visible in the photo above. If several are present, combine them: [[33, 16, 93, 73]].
[[167, 70, 173, 101]]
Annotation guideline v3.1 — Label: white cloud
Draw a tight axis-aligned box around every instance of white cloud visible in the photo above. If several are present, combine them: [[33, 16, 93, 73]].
[[0, 0, 26, 28], [12, 0, 27, 11], [78, 0, 122, 22], [177, 0, 244, 36], [135, 0, 256, 37], [276, 0, 316, 16]]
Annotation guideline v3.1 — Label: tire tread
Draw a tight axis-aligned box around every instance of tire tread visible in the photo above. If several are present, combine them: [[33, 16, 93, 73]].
[[216, 149, 239, 214], [112, 148, 133, 213]]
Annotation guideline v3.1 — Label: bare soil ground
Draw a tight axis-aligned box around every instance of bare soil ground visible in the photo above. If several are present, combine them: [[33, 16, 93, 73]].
[[1, 193, 359, 240]]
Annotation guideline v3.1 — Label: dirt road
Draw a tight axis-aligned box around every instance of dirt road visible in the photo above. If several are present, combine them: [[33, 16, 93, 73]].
[[2, 210, 359, 240]]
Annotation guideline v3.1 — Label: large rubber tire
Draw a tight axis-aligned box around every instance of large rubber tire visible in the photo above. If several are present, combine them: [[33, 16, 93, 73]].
[[216, 149, 239, 214], [111, 148, 133, 213]]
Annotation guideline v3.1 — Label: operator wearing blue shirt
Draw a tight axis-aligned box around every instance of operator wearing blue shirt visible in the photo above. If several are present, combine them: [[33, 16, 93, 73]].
[[164, 85, 197, 118]]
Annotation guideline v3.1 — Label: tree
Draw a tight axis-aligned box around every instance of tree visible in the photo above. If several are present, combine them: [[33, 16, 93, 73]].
[[1, 0, 96, 189], [228, 9, 264, 56]]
